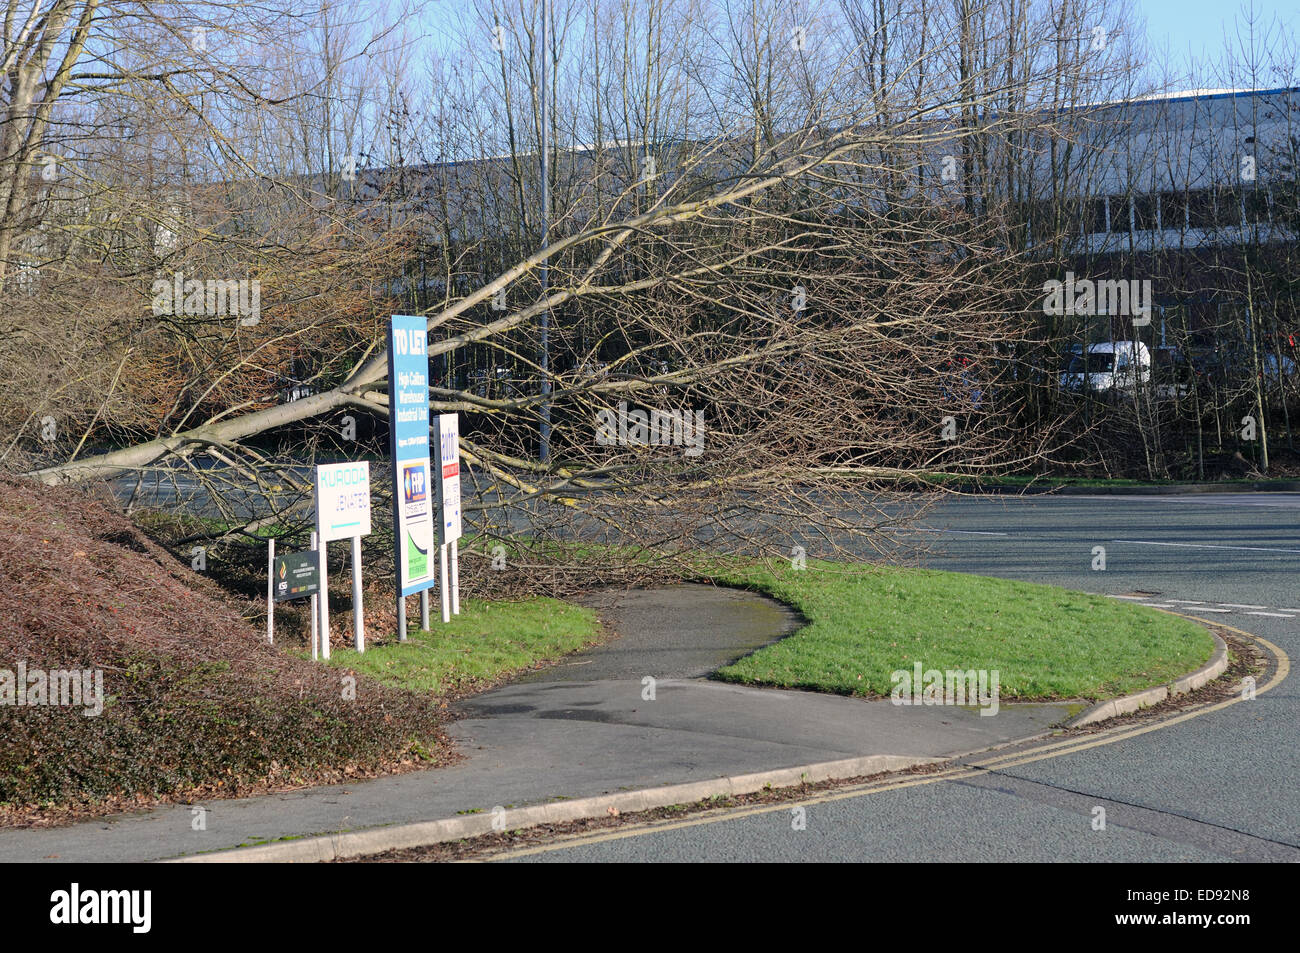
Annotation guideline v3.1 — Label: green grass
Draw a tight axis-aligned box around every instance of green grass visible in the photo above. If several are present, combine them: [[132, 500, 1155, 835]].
[[325, 597, 601, 697], [707, 560, 1214, 700]]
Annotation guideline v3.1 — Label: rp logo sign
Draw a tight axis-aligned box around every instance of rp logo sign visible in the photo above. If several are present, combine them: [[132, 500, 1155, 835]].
[[403, 463, 428, 504]]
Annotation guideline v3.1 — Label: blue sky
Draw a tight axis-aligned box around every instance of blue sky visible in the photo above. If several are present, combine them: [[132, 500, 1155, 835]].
[[414, 1, 1300, 86], [1132, 0, 1297, 77]]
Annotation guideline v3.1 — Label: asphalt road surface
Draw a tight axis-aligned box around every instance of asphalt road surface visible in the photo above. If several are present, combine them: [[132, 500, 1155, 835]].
[[491, 492, 1300, 862]]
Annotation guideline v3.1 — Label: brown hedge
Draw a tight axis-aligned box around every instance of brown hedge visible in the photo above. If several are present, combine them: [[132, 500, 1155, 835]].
[[0, 477, 451, 825]]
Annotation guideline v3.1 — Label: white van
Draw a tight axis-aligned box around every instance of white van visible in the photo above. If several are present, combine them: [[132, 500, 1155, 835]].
[[1058, 341, 1151, 396]]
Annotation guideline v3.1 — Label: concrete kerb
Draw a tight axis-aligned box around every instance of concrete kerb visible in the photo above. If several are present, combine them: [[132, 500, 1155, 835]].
[[166, 753, 942, 864], [1064, 630, 1229, 728]]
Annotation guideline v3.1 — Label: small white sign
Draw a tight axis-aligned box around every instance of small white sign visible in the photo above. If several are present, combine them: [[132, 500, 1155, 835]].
[[434, 415, 462, 544], [316, 461, 371, 543]]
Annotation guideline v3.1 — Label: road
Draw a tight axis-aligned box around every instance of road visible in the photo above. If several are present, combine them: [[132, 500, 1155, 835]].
[[488, 492, 1300, 862]]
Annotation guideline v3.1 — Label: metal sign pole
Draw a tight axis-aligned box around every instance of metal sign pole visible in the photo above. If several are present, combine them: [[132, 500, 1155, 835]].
[[310, 531, 319, 660], [420, 589, 430, 630], [450, 539, 460, 615], [319, 540, 331, 660], [351, 534, 364, 652], [396, 595, 406, 642], [439, 543, 451, 623], [266, 537, 275, 644]]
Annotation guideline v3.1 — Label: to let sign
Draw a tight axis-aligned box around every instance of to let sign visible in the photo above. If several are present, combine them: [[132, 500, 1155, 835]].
[[387, 315, 436, 597], [316, 461, 371, 542]]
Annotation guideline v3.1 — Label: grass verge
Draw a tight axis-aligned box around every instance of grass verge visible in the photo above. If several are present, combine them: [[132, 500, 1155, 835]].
[[324, 597, 602, 698], [704, 559, 1214, 700]]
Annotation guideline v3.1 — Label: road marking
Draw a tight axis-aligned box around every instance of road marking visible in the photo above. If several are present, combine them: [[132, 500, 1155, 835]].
[[1246, 611, 1294, 618], [481, 625, 1288, 862], [1100, 495, 1300, 508], [1141, 603, 1176, 608], [1112, 538, 1300, 555], [1183, 607, 1233, 613], [1217, 603, 1268, 609], [1167, 600, 1205, 605], [909, 528, 1011, 537]]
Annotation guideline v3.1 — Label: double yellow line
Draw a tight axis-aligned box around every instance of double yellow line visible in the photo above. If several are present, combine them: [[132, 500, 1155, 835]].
[[479, 623, 1288, 861]]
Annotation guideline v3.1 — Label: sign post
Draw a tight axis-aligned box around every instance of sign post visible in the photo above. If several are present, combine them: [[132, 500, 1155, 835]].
[[434, 413, 463, 622], [439, 544, 450, 624], [266, 537, 275, 644], [318, 541, 330, 659], [450, 540, 460, 615], [315, 461, 372, 655], [387, 315, 437, 637], [310, 531, 320, 660]]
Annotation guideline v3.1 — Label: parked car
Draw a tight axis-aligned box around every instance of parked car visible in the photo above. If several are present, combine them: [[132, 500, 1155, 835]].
[[1058, 341, 1151, 397]]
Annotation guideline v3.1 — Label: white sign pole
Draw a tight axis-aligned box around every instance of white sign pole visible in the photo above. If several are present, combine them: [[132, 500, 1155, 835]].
[[450, 539, 460, 615], [310, 530, 319, 660], [420, 589, 430, 630], [319, 540, 331, 661], [351, 534, 364, 652], [266, 537, 275, 644], [439, 544, 451, 623]]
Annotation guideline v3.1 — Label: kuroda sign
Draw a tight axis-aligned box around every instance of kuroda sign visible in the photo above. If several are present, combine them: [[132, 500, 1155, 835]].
[[313, 461, 371, 657], [316, 461, 371, 542]]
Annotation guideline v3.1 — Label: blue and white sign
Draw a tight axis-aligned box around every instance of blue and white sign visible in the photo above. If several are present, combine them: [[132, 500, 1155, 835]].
[[387, 315, 436, 598]]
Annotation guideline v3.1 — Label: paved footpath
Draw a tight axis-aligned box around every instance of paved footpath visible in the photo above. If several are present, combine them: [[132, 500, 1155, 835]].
[[0, 584, 1071, 862]]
